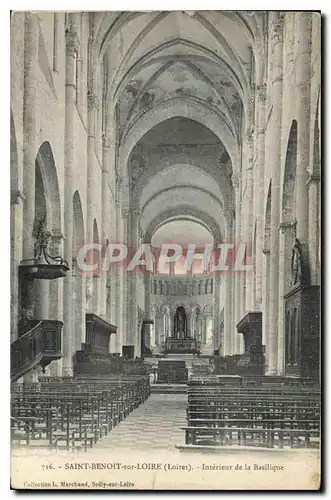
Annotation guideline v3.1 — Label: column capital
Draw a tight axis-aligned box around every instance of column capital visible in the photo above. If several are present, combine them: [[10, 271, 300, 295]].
[[130, 206, 141, 218], [279, 220, 296, 234], [231, 174, 240, 189], [257, 84, 267, 102], [272, 17, 284, 45], [50, 229, 65, 240], [306, 173, 321, 185], [121, 208, 130, 219], [247, 157, 254, 170], [102, 134, 112, 149], [65, 31, 79, 57], [87, 91, 100, 110], [11, 189, 25, 205], [116, 176, 125, 192]]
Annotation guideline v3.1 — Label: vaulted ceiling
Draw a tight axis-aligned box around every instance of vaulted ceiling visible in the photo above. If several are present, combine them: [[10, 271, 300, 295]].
[[93, 11, 265, 241]]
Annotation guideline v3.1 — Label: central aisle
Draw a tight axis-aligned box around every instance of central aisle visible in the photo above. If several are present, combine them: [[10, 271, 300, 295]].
[[95, 394, 187, 450]]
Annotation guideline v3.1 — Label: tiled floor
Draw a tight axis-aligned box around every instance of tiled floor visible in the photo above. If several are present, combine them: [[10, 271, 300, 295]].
[[95, 394, 187, 450]]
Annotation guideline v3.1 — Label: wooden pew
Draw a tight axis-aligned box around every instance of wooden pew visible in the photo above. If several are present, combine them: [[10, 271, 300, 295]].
[[11, 374, 150, 451], [181, 379, 320, 450]]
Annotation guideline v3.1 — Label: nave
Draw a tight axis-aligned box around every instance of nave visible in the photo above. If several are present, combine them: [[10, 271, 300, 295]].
[[10, 11, 321, 490], [94, 393, 187, 451]]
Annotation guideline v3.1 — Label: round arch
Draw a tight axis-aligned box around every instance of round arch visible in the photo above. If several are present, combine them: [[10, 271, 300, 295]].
[[119, 97, 240, 173], [142, 186, 223, 213], [141, 187, 224, 233], [35, 141, 61, 233], [143, 205, 223, 243], [132, 155, 232, 213], [282, 120, 297, 225]]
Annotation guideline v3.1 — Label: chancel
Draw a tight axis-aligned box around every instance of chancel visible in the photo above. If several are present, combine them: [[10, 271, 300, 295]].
[[10, 11, 321, 473]]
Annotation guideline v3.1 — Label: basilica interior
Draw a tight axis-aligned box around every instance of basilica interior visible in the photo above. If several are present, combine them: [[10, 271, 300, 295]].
[[10, 11, 321, 463]]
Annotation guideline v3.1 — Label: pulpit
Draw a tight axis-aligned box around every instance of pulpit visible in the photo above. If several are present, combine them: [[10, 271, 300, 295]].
[[284, 239, 320, 378], [73, 314, 117, 375], [284, 285, 320, 378], [236, 312, 264, 375]]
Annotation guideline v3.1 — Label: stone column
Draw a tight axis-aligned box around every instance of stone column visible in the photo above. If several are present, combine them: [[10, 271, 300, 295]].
[[243, 94, 255, 313], [278, 222, 294, 374], [295, 12, 312, 271], [11, 191, 24, 341], [255, 85, 267, 310], [21, 14, 38, 375], [49, 232, 64, 322], [262, 249, 270, 349], [267, 16, 284, 375], [127, 207, 140, 353], [233, 175, 243, 354], [213, 272, 220, 351], [62, 28, 79, 376], [114, 201, 123, 354], [144, 266, 152, 317], [86, 89, 99, 315], [222, 217, 234, 356], [223, 272, 233, 355], [308, 174, 321, 285], [22, 13, 38, 261], [100, 135, 112, 317], [120, 207, 129, 345], [191, 309, 196, 338], [159, 314, 165, 345], [202, 316, 207, 345]]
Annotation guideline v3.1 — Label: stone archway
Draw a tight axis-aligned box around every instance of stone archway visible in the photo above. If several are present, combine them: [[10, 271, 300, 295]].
[[119, 98, 240, 176], [277, 122, 298, 374], [33, 142, 62, 324], [33, 141, 62, 375]]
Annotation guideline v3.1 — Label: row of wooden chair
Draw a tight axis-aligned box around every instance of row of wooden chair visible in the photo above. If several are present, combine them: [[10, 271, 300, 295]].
[[11, 375, 150, 451], [182, 379, 321, 450]]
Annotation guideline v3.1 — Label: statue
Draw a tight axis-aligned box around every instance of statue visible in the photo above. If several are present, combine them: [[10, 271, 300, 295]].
[[291, 238, 303, 287], [174, 306, 187, 339]]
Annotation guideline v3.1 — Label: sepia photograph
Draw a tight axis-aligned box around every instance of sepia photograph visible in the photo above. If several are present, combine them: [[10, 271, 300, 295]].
[[9, 8, 321, 491]]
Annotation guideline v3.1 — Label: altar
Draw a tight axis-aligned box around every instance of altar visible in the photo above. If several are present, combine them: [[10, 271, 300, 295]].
[[164, 305, 198, 353], [165, 337, 196, 353]]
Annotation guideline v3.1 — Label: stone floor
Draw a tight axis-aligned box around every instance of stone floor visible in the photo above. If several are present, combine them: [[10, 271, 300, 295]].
[[94, 393, 187, 450]]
